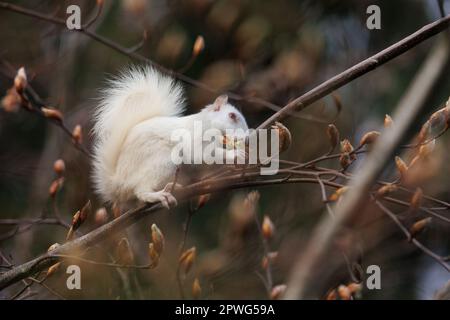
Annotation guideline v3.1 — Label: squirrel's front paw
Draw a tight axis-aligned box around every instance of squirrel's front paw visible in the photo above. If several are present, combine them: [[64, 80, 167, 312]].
[[139, 190, 177, 209], [159, 191, 177, 209]]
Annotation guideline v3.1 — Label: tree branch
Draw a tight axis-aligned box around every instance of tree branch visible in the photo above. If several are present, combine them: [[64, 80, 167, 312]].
[[257, 14, 450, 129], [0, 175, 324, 290]]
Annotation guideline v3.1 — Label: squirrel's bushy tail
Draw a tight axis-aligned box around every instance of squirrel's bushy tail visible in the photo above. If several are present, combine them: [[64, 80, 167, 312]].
[[92, 66, 185, 202]]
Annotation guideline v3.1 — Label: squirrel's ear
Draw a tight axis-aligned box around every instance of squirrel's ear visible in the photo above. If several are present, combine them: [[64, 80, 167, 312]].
[[213, 94, 228, 111]]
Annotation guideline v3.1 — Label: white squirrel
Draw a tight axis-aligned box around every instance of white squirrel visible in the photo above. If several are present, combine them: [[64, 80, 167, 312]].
[[92, 66, 248, 209]]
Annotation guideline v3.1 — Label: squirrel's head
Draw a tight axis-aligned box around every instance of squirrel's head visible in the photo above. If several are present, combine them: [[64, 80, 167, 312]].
[[201, 95, 248, 133]]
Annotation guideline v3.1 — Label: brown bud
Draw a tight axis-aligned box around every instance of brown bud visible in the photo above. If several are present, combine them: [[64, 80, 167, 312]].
[[340, 139, 354, 154], [151, 224, 165, 255], [270, 284, 287, 300], [196, 194, 211, 210], [41, 107, 63, 122], [14, 67, 27, 93], [46, 262, 61, 277], [94, 207, 108, 225], [179, 247, 196, 274], [71, 210, 82, 230], [329, 186, 349, 201], [337, 284, 352, 300], [116, 237, 134, 265], [49, 177, 64, 198], [261, 215, 275, 239], [395, 156, 408, 180], [148, 243, 160, 267], [67, 204, 88, 240], [359, 131, 380, 147], [410, 187, 423, 212], [1, 89, 21, 112], [193, 35, 205, 56], [375, 184, 398, 198], [47, 243, 60, 252], [72, 124, 83, 144], [192, 278, 202, 299], [53, 159, 65, 176], [409, 217, 431, 240], [79, 200, 91, 224], [272, 122, 292, 153], [326, 124, 340, 151], [384, 114, 394, 128]]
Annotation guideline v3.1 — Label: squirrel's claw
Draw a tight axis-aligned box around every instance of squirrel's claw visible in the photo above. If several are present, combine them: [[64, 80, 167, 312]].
[[138, 190, 177, 209], [162, 191, 178, 208], [156, 191, 177, 209]]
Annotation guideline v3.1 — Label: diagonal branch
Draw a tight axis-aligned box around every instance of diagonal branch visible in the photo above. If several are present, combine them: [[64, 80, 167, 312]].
[[0, 175, 326, 290], [257, 14, 450, 129]]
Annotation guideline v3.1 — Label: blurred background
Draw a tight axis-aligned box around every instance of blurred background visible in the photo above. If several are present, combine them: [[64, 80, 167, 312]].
[[0, 0, 449, 299]]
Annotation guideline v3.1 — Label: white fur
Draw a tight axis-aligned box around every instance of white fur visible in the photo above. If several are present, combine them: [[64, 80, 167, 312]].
[[92, 67, 248, 206]]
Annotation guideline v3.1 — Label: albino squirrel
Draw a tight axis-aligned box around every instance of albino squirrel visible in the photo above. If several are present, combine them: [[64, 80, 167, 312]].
[[92, 67, 248, 209]]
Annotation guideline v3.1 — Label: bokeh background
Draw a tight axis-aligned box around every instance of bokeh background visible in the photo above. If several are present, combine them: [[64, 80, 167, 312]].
[[0, 0, 449, 299]]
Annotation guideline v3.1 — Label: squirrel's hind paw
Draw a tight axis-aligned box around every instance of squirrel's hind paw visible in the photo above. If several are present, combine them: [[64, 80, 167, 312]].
[[138, 190, 177, 209]]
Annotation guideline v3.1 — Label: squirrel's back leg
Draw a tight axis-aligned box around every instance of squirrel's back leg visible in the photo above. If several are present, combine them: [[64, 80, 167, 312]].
[[133, 164, 179, 209], [118, 126, 183, 209]]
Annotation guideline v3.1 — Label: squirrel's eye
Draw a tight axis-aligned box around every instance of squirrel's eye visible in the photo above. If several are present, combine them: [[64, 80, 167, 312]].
[[229, 112, 237, 122]]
